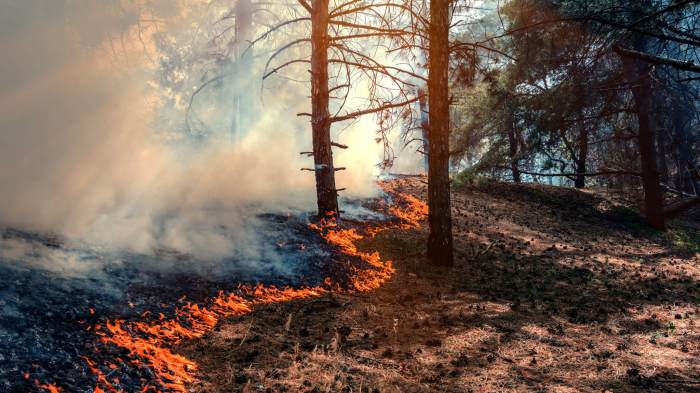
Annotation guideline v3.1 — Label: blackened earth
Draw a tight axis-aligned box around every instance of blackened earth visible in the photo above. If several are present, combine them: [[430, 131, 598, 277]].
[[0, 211, 363, 392]]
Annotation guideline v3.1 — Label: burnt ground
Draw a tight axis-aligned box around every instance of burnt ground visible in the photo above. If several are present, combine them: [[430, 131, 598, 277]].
[[0, 213, 360, 392], [180, 177, 700, 393]]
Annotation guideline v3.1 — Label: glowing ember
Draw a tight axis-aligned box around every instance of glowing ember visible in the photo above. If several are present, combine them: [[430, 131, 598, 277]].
[[379, 180, 429, 228], [309, 182, 428, 292], [52, 181, 427, 392], [89, 287, 327, 392], [37, 382, 62, 393]]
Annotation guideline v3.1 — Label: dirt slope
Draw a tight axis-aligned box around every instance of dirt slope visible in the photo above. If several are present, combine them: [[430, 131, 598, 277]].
[[178, 178, 700, 393]]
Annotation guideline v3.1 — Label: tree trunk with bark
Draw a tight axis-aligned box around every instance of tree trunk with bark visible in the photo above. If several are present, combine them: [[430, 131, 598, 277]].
[[616, 3, 666, 230], [620, 51, 665, 230], [426, 0, 454, 267], [506, 112, 521, 183], [310, 0, 339, 218], [574, 127, 589, 189]]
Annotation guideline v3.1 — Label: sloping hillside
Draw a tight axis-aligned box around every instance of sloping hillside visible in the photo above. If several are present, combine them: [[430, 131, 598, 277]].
[[179, 177, 700, 393]]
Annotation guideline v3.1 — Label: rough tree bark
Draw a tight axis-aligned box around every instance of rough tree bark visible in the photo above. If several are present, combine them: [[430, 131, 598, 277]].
[[506, 111, 521, 183], [572, 88, 588, 189], [310, 0, 339, 218], [427, 0, 454, 266], [615, 3, 666, 230], [620, 50, 666, 230], [574, 126, 589, 189], [653, 92, 669, 186]]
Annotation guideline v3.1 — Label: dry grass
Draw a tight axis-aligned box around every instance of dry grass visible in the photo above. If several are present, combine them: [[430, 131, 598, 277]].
[[178, 178, 700, 392]]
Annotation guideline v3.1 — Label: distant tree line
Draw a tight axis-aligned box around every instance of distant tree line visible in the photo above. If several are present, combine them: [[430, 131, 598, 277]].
[[451, 0, 700, 231]]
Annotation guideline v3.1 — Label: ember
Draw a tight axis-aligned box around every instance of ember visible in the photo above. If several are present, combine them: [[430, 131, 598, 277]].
[[93, 186, 424, 392], [19, 185, 427, 392], [2, 214, 342, 392], [379, 180, 430, 229], [37, 383, 61, 393]]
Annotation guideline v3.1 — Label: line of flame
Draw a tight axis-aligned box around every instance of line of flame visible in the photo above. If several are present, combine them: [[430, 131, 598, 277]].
[[37, 185, 427, 393]]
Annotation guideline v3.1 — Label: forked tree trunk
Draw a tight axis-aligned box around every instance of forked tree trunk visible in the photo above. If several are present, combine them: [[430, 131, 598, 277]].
[[621, 53, 665, 230], [426, 0, 454, 266], [310, 0, 339, 218]]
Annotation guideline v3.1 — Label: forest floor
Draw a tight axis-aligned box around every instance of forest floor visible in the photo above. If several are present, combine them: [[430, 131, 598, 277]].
[[178, 177, 700, 393]]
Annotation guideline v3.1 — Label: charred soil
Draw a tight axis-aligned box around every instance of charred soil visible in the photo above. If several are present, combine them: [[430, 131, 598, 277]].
[[180, 178, 700, 393]]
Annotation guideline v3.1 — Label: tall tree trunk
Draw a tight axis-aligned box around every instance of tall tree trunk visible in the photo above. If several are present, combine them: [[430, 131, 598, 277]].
[[620, 52, 665, 230], [427, 0, 454, 267], [619, 4, 665, 229], [310, 0, 339, 218], [574, 127, 589, 189], [506, 112, 521, 183]]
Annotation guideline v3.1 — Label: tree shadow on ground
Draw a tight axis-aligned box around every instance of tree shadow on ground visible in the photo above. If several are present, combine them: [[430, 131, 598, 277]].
[[179, 180, 700, 392]]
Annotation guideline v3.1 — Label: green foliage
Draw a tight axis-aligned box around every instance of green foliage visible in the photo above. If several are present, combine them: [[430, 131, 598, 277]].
[[667, 228, 700, 253], [452, 169, 481, 188], [450, 0, 700, 199]]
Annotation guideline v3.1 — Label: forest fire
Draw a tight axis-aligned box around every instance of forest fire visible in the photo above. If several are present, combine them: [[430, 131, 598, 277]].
[[3, 0, 700, 391], [83, 286, 328, 392], [36, 383, 61, 393], [29, 183, 428, 393], [380, 180, 430, 229]]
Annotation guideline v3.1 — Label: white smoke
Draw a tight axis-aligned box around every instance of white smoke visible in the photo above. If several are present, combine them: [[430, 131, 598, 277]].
[[0, 0, 419, 274]]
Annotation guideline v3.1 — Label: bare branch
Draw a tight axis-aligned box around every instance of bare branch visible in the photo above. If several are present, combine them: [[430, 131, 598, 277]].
[[263, 39, 311, 78], [330, 3, 428, 27], [507, 168, 642, 177], [246, 18, 311, 56], [263, 59, 311, 80], [332, 96, 419, 122], [331, 142, 348, 149], [614, 46, 700, 73], [296, 0, 312, 14]]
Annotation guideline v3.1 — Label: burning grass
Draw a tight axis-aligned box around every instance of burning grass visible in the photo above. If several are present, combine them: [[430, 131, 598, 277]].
[[33, 183, 427, 392], [89, 287, 326, 392]]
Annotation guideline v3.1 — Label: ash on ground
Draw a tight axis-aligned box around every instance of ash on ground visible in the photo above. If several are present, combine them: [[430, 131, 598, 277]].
[[0, 212, 348, 392]]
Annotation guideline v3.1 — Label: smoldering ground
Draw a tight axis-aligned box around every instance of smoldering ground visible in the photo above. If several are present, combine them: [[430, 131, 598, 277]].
[[0, 2, 427, 390], [0, 0, 389, 278]]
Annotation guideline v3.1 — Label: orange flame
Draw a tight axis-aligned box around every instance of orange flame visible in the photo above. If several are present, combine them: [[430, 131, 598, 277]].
[[379, 180, 429, 228], [309, 182, 427, 292], [91, 287, 325, 392], [37, 382, 62, 393], [54, 180, 427, 393]]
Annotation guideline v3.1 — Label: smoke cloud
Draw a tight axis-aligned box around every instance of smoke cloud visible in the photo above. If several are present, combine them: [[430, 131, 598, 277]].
[[0, 0, 409, 275]]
